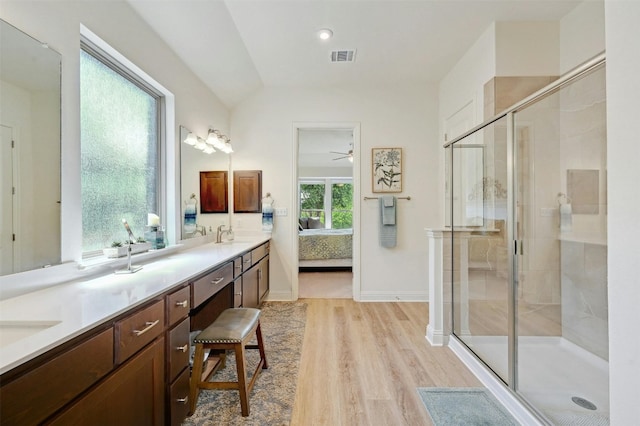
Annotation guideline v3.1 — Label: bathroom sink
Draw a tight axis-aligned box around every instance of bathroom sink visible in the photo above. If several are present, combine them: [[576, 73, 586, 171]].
[[0, 320, 61, 348]]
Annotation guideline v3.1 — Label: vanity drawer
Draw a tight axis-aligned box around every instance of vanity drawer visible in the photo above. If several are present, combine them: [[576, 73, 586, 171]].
[[169, 367, 190, 426], [115, 300, 165, 364], [192, 262, 234, 308], [242, 252, 252, 271], [233, 256, 243, 278], [251, 242, 269, 263], [168, 317, 190, 382], [0, 328, 113, 425], [167, 285, 190, 327]]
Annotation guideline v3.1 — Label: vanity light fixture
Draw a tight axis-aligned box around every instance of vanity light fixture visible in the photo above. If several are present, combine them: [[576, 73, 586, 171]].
[[194, 137, 207, 151], [182, 126, 233, 155], [219, 136, 233, 154], [317, 28, 333, 41], [207, 128, 234, 153], [206, 129, 225, 150], [184, 132, 198, 146]]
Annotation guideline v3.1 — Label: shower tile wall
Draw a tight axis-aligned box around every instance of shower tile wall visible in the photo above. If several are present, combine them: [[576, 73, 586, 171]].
[[483, 76, 557, 119], [561, 240, 608, 360], [483, 76, 564, 312], [558, 66, 608, 360]]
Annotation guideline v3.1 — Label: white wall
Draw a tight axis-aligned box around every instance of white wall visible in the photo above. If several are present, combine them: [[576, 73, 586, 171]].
[[231, 85, 439, 301], [560, 0, 606, 74], [0, 0, 230, 263], [298, 167, 352, 178], [604, 1, 640, 422], [439, 23, 496, 133], [495, 21, 560, 76]]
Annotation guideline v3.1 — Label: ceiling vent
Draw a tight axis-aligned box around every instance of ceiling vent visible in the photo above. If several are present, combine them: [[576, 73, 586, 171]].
[[330, 50, 356, 63]]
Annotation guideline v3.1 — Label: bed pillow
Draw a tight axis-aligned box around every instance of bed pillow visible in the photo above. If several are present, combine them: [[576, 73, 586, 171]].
[[298, 217, 309, 230], [307, 217, 324, 229]]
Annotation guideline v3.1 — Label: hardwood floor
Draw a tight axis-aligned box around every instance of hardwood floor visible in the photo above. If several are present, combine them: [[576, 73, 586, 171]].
[[290, 300, 481, 425], [298, 271, 352, 298]]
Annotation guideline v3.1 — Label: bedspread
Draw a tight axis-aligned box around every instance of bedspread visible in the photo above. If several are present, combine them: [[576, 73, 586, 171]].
[[298, 228, 353, 260]]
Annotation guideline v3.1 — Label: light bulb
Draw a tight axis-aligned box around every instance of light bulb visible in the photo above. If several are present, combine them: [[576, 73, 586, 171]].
[[317, 29, 333, 41], [184, 132, 197, 146]]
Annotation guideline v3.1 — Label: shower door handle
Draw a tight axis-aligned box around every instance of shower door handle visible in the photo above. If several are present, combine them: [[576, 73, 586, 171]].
[[514, 240, 524, 255]]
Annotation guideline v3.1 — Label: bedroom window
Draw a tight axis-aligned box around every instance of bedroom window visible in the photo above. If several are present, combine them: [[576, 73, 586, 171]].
[[299, 179, 352, 229]]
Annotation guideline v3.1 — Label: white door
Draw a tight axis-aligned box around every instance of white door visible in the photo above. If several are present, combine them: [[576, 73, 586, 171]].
[[0, 125, 15, 274]]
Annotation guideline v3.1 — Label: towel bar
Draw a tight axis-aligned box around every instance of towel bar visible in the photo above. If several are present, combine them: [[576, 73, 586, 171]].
[[364, 196, 411, 200]]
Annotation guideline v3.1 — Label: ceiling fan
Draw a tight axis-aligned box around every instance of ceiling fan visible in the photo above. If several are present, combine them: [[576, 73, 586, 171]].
[[330, 147, 354, 162]]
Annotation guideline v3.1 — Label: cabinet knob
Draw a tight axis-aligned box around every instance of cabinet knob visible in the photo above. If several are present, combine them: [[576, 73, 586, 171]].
[[176, 396, 188, 404], [175, 300, 188, 308], [176, 344, 188, 353]]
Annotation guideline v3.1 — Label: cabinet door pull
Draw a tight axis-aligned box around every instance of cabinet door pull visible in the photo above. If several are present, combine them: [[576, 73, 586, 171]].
[[176, 396, 188, 404], [243, 259, 251, 264], [235, 292, 242, 296], [133, 319, 160, 336], [176, 344, 188, 352], [211, 277, 225, 285], [235, 264, 242, 270], [175, 300, 188, 308]]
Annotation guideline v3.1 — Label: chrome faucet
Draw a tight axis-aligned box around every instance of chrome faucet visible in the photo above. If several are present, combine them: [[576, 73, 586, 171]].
[[216, 225, 228, 243], [192, 225, 206, 236]]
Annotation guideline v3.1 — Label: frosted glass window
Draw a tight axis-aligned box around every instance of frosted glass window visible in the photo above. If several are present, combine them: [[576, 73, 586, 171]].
[[80, 48, 160, 253]]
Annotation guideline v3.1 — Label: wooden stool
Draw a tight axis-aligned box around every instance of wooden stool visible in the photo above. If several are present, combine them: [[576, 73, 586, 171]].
[[188, 308, 268, 417]]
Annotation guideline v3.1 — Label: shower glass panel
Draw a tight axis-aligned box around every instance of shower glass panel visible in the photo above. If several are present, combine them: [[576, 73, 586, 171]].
[[452, 116, 511, 385], [513, 63, 608, 423]]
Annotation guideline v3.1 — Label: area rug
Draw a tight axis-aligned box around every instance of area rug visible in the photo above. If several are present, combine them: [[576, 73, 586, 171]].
[[417, 387, 520, 426], [184, 302, 307, 426]]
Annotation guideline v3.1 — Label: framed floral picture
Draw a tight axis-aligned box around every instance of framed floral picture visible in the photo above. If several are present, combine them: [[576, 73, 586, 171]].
[[372, 147, 402, 193]]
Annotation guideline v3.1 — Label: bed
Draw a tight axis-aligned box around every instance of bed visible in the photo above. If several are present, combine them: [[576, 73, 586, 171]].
[[298, 228, 353, 265]]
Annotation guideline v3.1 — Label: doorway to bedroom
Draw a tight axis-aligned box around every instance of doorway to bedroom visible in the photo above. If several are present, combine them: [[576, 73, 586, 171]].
[[295, 126, 357, 299]]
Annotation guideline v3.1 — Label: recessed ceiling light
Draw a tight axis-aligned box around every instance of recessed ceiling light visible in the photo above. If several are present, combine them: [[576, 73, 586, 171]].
[[317, 28, 333, 41]]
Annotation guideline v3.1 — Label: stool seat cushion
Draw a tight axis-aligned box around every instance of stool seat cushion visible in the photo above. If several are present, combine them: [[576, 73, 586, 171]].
[[194, 308, 261, 344]]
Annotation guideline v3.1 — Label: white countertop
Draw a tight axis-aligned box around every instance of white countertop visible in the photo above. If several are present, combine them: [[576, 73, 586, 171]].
[[0, 235, 270, 375]]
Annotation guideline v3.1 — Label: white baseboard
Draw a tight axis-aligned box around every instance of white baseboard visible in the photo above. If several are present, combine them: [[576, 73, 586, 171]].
[[426, 324, 447, 346], [359, 291, 428, 302]]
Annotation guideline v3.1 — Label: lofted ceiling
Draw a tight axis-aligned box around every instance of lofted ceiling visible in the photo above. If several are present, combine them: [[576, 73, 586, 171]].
[[127, 0, 582, 109]]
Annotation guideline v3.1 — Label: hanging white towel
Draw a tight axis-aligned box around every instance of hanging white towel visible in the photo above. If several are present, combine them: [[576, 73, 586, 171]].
[[379, 196, 397, 248], [560, 203, 572, 232]]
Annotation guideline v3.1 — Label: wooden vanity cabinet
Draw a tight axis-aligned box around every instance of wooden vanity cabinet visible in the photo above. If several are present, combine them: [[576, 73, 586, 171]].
[[242, 265, 260, 308], [258, 254, 270, 304], [0, 240, 270, 426], [115, 299, 165, 365], [165, 285, 191, 425], [0, 328, 114, 425], [47, 339, 165, 425], [241, 241, 270, 308]]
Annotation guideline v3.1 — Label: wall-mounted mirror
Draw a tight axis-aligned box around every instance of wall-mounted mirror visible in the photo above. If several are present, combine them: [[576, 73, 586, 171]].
[[180, 125, 230, 239], [1, 19, 61, 276]]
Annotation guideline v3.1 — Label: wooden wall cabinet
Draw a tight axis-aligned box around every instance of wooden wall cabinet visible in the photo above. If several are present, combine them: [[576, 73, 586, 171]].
[[233, 170, 262, 213], [200, 171, 228, 213]]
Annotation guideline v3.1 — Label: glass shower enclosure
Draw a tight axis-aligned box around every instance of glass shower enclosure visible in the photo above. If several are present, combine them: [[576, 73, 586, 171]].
[[446, 56, 608, 425]]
